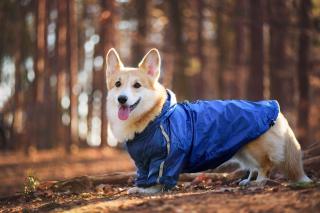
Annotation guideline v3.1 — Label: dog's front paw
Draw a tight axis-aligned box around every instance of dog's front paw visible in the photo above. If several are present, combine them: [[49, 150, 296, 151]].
[[127, 187, 141, 194], [141, 185, 163, 194], [127, 185, 163, 195]]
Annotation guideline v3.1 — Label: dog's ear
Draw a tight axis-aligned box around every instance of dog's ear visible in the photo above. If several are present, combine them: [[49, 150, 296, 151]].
[[106, 48, 123, 77], [138, 48, 161, 81]]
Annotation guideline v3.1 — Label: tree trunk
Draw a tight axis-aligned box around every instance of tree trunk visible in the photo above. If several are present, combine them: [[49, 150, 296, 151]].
[[131, 0, 147, 65], [41, 0, 54, 149], [216, 1, 227, 99], [232, 0, 246, 99], [12, 52, 22, 149], [12, 4, 23, 150], [194, 0, 205, 99], [269, 1, 294, 114], [46, 0, 58, 149], [247, 0, 264, 100], [297, 0, 311, 148], [38, 0, 52, 150], [168, 0, 190, 100], [30, 0, 47, 152], [56, 0, 68, 150], [35, 0, 47, 104], [97, 0, 116, 147], [310, 69, 320, 149], [66, 0, 79, 153]]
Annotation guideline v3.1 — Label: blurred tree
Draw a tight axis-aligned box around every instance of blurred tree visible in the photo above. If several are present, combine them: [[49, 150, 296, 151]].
[[30, 0, 47, 151], [232, 0, 246, 98], [66, 0, 79, 153], [247, 0, 264, 100], [35, 0, 47, 104], [0, 0, 319, 152], [40, 0, 57, 149], [82, 0, 95, 148], [56, 0, 68, 149], [11, 0, 34, 150], [167, 0, 190, 100], [96, 0, 116, 147], [46, 0, 58, 149], [310, 1, 320, 146], [216, 0, 227, 99], [131, 0, 148, 65], [12, 3, 23, 149], [297, 0, 312, 147], [269, 1, 294, 114], [194, 0, 205, 99]]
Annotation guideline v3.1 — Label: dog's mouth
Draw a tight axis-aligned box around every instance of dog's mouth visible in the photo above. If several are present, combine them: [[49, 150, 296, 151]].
[[118, 98, 141, 121]]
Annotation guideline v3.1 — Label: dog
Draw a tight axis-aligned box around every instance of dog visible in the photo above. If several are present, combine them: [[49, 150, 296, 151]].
[[106, 48, 312, 194]]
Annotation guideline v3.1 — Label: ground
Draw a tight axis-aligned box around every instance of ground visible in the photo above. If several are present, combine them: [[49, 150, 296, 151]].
[[0, 148, 319, 212], [0, 148, 134, 196]]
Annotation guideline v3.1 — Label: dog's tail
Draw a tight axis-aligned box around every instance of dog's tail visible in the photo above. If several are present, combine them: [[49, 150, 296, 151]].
[[284, 124, 311, 182]]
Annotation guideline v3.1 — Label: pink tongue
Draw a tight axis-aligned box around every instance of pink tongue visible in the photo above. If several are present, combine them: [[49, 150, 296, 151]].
[[118, 106, 130, 120]]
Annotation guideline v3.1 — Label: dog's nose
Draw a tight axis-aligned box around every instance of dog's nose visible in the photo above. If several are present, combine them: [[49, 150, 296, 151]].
[[118, 95, 128, 104]]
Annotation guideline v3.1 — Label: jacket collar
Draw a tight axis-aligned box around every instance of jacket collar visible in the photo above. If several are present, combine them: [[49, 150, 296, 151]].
[[127, 89, 177, 142]]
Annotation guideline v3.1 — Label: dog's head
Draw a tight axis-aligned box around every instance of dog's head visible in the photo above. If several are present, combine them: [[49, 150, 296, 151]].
[[106, 48, 163, 122]]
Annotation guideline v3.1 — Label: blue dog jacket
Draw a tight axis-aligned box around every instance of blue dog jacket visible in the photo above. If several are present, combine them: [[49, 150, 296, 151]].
[[126, 90, 279, 189]]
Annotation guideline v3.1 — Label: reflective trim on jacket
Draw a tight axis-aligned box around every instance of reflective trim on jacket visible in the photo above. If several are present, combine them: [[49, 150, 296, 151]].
[[126, 90, 279, 189]]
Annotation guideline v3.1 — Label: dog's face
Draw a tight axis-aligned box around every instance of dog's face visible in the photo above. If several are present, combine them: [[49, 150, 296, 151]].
[[106, 48, 161, 122]]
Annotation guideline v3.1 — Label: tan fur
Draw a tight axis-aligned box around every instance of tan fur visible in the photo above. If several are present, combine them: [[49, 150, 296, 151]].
[[128, 84, 167, 134], [243, 142, 273, 177], [107, 69, 167, 137], [283, 125, 305, 181], [106, 48, 167, 142], [106, 48, 311, 194], [107, 69, 154, 90], [234, 113, 310, 183]]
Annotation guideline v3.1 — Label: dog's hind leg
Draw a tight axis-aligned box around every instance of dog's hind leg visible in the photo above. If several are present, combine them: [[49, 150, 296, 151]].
[[233, 150, 263, 186], [234, 138, 274, 186], [281, 119, 312, 183], [251, 168, 269, 186], [236, 112, 312, 185], [239, 169, 257, 186]]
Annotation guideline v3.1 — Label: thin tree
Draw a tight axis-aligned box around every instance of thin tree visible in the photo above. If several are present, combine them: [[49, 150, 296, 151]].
[[12, 3, 23, 149], [66, 0, 79, 153], [13, 1, 32, 150], [131, 0, 147, 65], [297, 0, 312, 147], [45, 0, 58, 149], [247, 0, 264, 100], [41, 0, 55, 149], [194, 0, 205, 99], [56, 0, 68, 150], [30, 0, 47, 152], [96, 0, 116, 147], [269, 1, 294, 113], [35, 0, 47, 104], [216, 0, 227, 99], [232, 0, 246, 98], [167, 0, 190, 99]]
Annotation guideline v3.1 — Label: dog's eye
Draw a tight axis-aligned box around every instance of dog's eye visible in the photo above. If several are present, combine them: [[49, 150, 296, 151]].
[[133, 82, 141, 88], [115, 81, 121, 87]]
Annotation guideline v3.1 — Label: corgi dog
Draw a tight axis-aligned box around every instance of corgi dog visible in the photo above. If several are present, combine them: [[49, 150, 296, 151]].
[[106, 48, 311, 194]]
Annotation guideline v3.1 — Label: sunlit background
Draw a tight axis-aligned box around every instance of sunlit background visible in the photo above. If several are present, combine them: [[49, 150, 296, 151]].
[[0, 0, 320, 153]]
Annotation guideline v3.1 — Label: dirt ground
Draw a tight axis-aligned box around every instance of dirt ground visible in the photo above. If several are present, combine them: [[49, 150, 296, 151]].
[[0, 148, 134, 196], [0, 148, 319, 213]]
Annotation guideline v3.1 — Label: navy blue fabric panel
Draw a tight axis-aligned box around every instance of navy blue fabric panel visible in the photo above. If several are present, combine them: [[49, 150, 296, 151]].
[[126, 90, 280, 188]]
